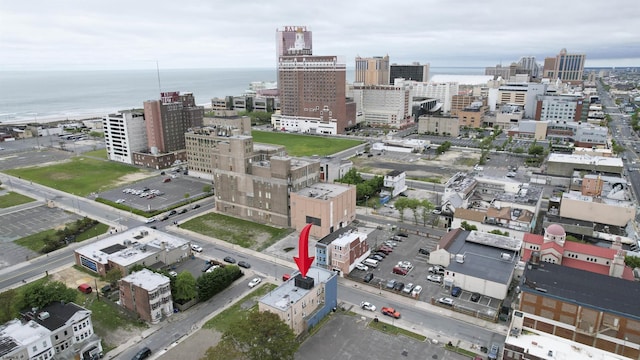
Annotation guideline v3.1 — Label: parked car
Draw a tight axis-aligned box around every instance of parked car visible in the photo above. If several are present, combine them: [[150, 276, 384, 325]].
[[282, 273, 291, 281], [168, 270, 178, 277], [488, 343, 500, 360], [397, 261, 412, 270], [373, 252, 386, 258], [248, 278, 261, 288], [411, 285, 423, 297], [191, 244, 203, 252], [238, 261, 251, 269], [202, 263, 213, 272], [115, 199, 125, 204], [145, 217, 157, 224], [470, 292, 481, 302], [427, 274, 443, 283], [131, 347, 152, 360], [355, 263, 368, 271], [160, 215, 169, 221], [396, 232, 408, 238], [363, 273, 374, 283], [379, 245, 393, 253], [393, 282, 405, 291], [418, 248, 430, 255], [428, 265, 445, 275], [370, 254, 384, 261], [360, 301, 376, 311], [383, 240, 397, 247], [437, 297, 454, 306], [392, 266, 408, 275], [385, 279, 397, 289], [77, 283, 92, 294], [381, 307, 401, 319], [451, 286, 462, 297], [162, 178, 171, 183], [100, 284, 112, 294], [223, 256, 236, 264], [402, 283, 414, 294]]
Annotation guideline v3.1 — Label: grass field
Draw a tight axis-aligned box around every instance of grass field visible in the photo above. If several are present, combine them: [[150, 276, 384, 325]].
[[181, 213, 292, 251], [4, 156, 144, 196], [204, 283, 276, 333], [0, 191, 35, 208], [252, 130, 363, 157], [83, 148, 108, 159], [368, 319, 427, 341]]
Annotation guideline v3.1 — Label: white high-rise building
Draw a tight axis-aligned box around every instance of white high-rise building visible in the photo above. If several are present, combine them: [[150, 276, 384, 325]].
[[395, 79, 459, 114], [351, 84, 412, 128], [103, 110, 148, 164]]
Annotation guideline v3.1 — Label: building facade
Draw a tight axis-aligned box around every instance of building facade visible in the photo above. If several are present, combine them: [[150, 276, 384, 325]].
[[103, 110, 147, 165], [389, 62, 430, 84], [417, 114, 460, 137], [0, 302, 103, 360], [259, 268, 338, 336], [535, 94, 584, 122], [355, 55, 389, 85], [350, 84, 412, 128], [329, 230, 370, 276], [289, 182, 356, 239], [543, 48, 586, 83], [119, 268, 174, 324]]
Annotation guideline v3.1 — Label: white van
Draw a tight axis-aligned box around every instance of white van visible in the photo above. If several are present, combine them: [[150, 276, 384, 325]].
[[363, 259, 379, 268]]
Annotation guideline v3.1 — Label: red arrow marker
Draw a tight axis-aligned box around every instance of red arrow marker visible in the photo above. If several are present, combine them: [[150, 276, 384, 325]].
[[294, 223, 314, 278]]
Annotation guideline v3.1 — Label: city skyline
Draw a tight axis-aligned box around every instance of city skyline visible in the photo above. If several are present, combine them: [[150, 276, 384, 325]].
[[1, 0, 639, 71]]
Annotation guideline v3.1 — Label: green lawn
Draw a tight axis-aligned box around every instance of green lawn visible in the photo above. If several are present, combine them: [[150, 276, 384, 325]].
[[368, 319, 427, 341], [83, 148, 108, 159], [181, 213, 292, 251], [4, 156, 145, 196], [252, 130, 363, 157], [0, 191, 36, 208], [15, 221, 109, 253], [204, 283, 276, 333]]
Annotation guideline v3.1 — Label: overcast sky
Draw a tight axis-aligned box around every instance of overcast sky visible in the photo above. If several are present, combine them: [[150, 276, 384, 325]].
[[1, 0, 638, 71]]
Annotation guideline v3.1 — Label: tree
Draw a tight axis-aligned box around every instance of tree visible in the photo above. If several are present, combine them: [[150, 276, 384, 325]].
[[105, 268, 122, 285], [420, 199, 435, 227], [174, 271, 197, 303], [203, 184, 213, 193], [460, 221, 477, 231], [206, 311, 299, 360], [22, 281, 78, 309], [337, 168, 363, 185]]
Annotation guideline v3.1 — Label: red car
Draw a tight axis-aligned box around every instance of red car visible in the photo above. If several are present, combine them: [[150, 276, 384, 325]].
[[381, 307, 401, 319], [392, 266, 408, 275]]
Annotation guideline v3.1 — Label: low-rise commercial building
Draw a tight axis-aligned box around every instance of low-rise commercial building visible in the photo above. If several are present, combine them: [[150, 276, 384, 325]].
[[259, 267, 338, 335]]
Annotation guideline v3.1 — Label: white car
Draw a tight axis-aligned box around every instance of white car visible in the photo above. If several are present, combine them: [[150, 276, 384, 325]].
[[427, 274, 443, 283], [411, 285, 423, 296], [145, 217, 156, 224], [248, 278, 262, 288], [168, 270, 178, 277], [115, 199, 125, 204], [402, 283, 414, 293], [360, 301, 376, 311], [438, 297, 454, 306], [191, 244, 203, 252], [397, 261, 412, 270], [355, 263, 368, 271]]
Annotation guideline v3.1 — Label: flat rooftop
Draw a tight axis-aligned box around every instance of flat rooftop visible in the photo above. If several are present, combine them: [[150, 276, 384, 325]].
[[506, 328, 627, 360], [260, 267, 334, 311], [75, 227, 190, 267], [522, 263, 640, 320], [296, 182, 353, 200], [122, 268, 169, 291], [444, 231, 520, 284], [548, 153, 623, 167]]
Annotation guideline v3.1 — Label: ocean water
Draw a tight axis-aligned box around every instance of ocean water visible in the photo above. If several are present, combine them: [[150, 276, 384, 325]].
[[0, 67, 483, 124]]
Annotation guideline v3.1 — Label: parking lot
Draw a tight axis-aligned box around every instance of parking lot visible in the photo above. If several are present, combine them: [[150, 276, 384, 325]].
[[349, 229, 502, 319], [99, 172, 210, 213]]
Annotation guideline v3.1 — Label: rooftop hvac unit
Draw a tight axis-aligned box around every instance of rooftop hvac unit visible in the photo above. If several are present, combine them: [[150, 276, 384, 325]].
[[501, 253, 512, 261], [37, 312, 50, 321], [455, 254, 465, 263]]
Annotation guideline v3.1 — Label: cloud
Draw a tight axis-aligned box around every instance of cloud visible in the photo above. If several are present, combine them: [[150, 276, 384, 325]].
[[1, 0, 638, 70]]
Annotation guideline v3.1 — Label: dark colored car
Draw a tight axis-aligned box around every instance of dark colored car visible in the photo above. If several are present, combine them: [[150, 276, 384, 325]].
[[131, 347, 152, 360], [373, 252, 386, 258], [202, 263, 213, 272], [451, 286, 462, 297], [418, 248, 430, 255], [192, 204, 201, 209], [238, 261, 251, 269], [370, 254, 384, 261], [179, 208, 188, 214], [363, 273, 374, 283], [393, 282, 405, 291], [168, 210, 177, 216], [392, 266, 408, 275], [223, 256, 236, 264], [160, 215, 169, 221], [396, 232, 408, 238], [470, 292, 481, 302]]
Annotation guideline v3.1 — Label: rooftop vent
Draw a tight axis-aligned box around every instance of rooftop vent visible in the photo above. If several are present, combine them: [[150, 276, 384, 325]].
[[37, 312, 50, 321]]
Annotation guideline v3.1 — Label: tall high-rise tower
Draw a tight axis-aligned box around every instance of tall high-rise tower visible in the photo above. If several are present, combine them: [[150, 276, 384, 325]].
[[355, 55, 390, 85], [543, 49, 585, 83], [274, 26, 355, 134]]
